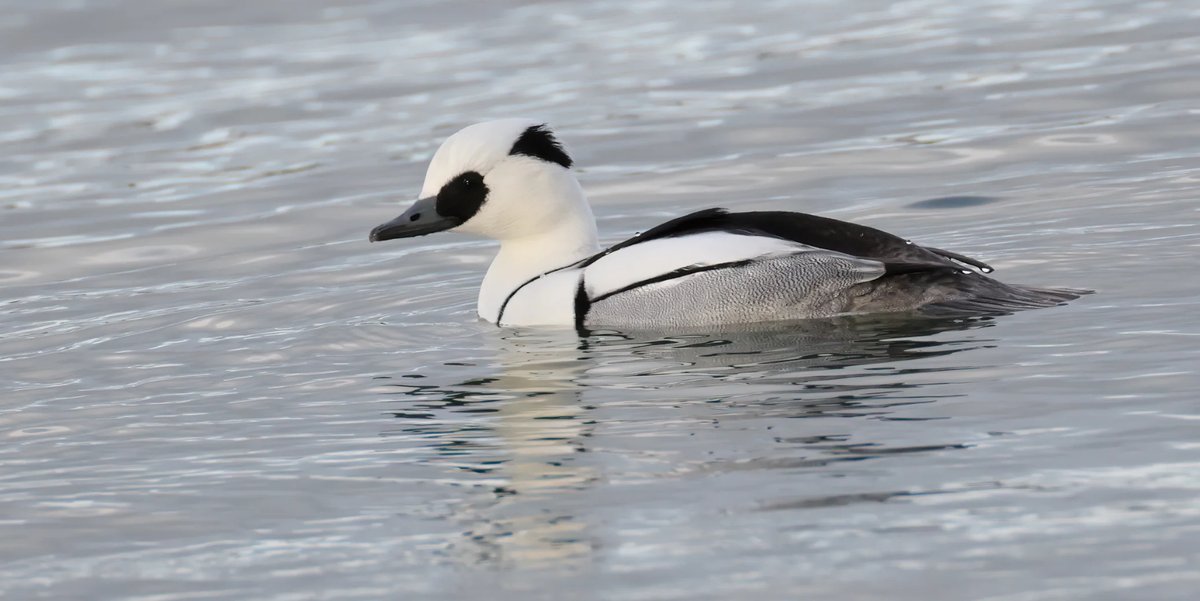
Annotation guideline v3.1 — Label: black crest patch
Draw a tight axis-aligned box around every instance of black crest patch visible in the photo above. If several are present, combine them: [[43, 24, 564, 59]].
[[509, 124, 572, 169]]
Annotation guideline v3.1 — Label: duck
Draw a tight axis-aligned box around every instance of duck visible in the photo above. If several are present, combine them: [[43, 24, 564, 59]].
[[368, 119, 1081, 330]]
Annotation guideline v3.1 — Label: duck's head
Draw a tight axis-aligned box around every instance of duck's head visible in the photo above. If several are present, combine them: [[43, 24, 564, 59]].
[[369, 119, 591, 244]]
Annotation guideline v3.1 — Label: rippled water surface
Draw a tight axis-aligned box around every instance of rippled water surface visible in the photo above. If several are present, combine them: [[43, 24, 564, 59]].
[[3, 1, 1199, 599]]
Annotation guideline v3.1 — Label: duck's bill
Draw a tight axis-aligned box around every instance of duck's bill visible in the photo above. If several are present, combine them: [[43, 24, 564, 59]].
[[369, 196, 462, 242]]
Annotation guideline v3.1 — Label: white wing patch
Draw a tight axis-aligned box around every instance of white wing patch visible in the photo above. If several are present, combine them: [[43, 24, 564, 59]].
[[583, 231, 809, 299]]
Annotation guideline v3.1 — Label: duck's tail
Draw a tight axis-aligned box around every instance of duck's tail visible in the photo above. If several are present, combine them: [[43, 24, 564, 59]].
[[920, 281, 1092, 317]]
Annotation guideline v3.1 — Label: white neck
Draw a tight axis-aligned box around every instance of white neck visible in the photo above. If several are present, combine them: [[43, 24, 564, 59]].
[[478, 216, 600, 323]]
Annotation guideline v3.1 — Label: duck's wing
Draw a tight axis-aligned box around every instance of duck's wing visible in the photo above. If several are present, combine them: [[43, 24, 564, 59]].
[[578, 208, 985, 305], [581, 230, 834, 301], [584, 208, 993, 273], [578, 233, 893, 328]]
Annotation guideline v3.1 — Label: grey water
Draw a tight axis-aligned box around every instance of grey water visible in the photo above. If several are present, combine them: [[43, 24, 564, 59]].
[[2, 0, 1199, 599]]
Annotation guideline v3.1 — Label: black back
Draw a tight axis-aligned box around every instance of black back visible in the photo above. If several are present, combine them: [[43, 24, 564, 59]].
[[580, 208, 992, 273]]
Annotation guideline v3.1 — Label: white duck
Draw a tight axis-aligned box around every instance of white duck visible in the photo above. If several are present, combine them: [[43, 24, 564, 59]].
[[369, 119, 1080, 330]]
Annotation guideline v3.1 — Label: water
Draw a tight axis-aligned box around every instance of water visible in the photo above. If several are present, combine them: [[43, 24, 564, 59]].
[[2, 0, 1199, 599]]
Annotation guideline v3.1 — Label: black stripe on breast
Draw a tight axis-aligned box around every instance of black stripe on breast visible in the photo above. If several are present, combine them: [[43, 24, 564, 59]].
[[495, 264, 588, 326], [573, 277, 591, 335], [495, 274, 541, 326]]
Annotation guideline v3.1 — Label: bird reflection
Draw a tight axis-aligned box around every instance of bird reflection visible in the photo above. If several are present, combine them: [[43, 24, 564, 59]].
[[582, 312, 995, 371], [375, 313, 997, 568]]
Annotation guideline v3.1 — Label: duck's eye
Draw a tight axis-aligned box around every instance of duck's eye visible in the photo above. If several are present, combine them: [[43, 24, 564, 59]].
[[435, 170, 489, 222]]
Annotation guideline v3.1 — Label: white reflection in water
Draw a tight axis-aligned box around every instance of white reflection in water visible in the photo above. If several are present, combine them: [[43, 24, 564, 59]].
[[377, 314, 996, 569]]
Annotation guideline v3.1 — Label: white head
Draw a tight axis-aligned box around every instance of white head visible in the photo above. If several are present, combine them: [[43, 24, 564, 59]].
[[369, 119, 596, 245]]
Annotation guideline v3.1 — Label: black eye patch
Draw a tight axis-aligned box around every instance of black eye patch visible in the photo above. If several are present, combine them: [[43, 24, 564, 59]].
[[509, 124, 572, 169], [436, 171, 488, 222]]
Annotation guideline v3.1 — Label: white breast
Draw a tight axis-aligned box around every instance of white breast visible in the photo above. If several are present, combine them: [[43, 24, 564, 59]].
[[496, 268, 583, 327]]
